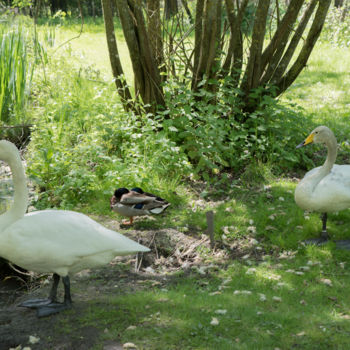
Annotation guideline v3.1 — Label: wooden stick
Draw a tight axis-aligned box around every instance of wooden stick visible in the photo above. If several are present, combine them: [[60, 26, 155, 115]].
[[206, 210, 215, 249]]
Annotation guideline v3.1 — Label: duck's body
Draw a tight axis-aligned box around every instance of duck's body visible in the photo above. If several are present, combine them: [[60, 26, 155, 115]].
[[110, 187, 170, 225], [295, 126, 350, 248], [0, 140, 149, 317]]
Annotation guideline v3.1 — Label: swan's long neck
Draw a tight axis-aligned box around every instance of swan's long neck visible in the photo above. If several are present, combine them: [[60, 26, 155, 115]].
[[295, 131, 338, 210], [322, 134, 337, 174], [0, 148, 28, 230]]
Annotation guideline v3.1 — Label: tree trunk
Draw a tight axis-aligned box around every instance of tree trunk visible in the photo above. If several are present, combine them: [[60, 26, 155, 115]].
[[115, 0, 164, 110], [101, 0, 134, 112], [275, 0, 332, 94], [334, 0, 344, 7], [192, 0, 222, 92], [240, 0, 270, 95], [105, 0, 331, 117], [165, 0, 179, 19]]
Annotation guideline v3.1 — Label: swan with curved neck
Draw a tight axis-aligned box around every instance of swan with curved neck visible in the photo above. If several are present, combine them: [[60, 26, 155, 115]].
[[295, 126, 350, 248], [0, 140, 150, 317]]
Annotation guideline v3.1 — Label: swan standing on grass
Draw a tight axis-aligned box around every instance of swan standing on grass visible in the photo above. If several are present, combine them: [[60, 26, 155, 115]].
[[295, 126, 350, 249], [0, 140, 150, 317]]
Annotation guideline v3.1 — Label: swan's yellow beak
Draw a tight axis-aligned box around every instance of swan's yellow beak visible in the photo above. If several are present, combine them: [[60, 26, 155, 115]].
[[296, 133, 314, 149]]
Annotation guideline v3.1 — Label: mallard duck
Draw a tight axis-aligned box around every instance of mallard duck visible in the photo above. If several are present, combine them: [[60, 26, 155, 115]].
[[110, 187, 170, 225], [0, 140, 150, 317], [295, 126, 350, 249]]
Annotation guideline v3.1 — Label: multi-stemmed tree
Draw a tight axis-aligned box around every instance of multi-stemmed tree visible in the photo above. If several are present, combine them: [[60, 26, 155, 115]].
[[102, 0, 331, 115]]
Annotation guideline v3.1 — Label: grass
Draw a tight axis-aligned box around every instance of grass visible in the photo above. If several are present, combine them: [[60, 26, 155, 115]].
[[56, 254, 350, 349], [4, 17, 350, 349]]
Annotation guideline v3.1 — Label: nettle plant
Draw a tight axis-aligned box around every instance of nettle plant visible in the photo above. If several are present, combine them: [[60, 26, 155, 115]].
[[160, 77, 314, 179]]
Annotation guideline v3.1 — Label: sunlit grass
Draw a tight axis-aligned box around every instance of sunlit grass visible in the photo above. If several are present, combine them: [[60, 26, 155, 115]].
[[283, 42, 350, 135], [59, 254, 350, 349]]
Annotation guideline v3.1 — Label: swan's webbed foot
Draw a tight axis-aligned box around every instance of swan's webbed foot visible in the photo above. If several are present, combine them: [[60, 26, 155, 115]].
[[303, 230, 329, 246], [19, 274, 73, 317], [335, 240, 350, 250], [36, 300, 72, 317]]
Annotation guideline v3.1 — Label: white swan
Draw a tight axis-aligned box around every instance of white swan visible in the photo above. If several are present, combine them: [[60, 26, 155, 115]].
[[295, 126, 350, 248], [0, 140, 150, 317]]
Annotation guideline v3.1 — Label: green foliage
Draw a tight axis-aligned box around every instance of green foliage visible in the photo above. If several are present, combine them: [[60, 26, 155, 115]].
[[321, 6, 350, 47], [27, 52, 190, 210], [0, 24, 33, 124], [161, 78, 314, 180]]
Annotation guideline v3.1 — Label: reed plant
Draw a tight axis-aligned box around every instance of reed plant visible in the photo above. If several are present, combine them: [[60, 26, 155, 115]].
[[0, 25, 33, 125]]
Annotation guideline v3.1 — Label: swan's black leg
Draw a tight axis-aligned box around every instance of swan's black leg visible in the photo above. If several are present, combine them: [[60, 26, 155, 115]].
[[320, 213, 329, 241], [49, 273, 60, 302], [62, 275, 72, 306], [36, 276, 72, 317], [19, 273, 60, 309], [303, 213, 329, 245]]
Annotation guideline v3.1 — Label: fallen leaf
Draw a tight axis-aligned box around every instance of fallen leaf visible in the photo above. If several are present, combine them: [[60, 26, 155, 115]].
[[215, 309, 227, 315], [157, 298, 169, 302], [320, 278, 333, 286], [29, 336, 40, 344], [209, 291, 221, 296], [123, 342, 138, 349], [126, 325, 137, 331], [246, 268, 257, 275], [259, 293, 267, 301], [247, 226, 257, 234], [272, 296, 282, 302], [296, 331, 306, 337], [210, 317, 219, 326], [327, 296, 338, 302]]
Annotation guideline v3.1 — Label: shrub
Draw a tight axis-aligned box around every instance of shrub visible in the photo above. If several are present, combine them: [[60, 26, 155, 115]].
[[160, 77, 314, 180]]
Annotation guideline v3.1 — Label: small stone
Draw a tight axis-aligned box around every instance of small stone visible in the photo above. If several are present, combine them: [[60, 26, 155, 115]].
[[123, 343, 138, 349]]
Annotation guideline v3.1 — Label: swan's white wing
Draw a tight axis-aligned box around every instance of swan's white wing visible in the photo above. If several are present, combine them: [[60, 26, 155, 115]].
[[1, 210, 149, 275], [312, 165, 350, 211]]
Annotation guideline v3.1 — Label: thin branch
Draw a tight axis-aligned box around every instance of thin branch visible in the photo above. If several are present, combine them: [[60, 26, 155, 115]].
[[52, 0, 84, 53]]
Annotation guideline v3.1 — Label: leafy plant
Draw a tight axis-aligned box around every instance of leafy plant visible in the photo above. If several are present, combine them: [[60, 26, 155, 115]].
[[0, 25, 33, 124]]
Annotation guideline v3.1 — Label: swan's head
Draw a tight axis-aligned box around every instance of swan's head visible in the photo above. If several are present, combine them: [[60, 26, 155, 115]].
[[0, 140, 20, 163], [296, 126, 334, 149]]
